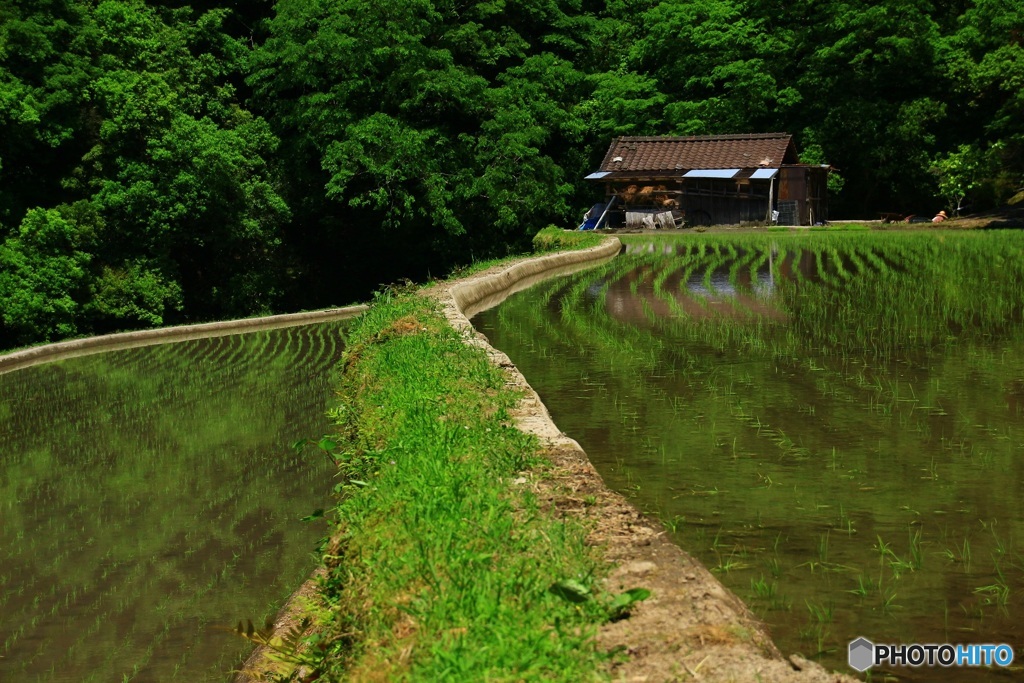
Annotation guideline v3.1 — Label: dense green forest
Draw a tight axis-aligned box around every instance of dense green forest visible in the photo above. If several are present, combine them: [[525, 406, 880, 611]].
[[1, 0, 1021, 348]]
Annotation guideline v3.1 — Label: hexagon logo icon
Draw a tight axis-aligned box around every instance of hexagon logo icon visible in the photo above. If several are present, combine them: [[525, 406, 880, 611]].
[[849, 637, 875, 672]]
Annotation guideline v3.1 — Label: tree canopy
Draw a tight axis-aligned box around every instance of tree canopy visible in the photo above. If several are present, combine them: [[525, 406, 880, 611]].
[[0, 0, 286, 345], [1, 0, 1021, 348]]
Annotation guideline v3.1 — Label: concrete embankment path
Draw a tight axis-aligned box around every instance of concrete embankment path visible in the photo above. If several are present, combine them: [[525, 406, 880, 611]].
[[430, 237, 857, 683], [0, 306, 368, 375]]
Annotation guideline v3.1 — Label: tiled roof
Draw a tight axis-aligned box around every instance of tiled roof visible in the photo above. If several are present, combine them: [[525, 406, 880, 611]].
[[597, 133, 798, 173]]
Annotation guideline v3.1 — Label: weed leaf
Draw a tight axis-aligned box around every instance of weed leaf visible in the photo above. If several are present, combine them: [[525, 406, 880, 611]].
[[549, 579, 591, 603], [300, 508, 325, 522], [607, 587, 651, 620]]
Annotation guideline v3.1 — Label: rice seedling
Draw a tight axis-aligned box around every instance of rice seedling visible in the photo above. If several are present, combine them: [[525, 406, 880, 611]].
[[974, 581, 1011, 609], [974, 557, 1012, 612], [800, 604, 833, 655], [663, 514, 686, 533], [945, 536, 973, 570], [847, 573, 878, 598], [713, 549, 751, 574], [806, 599, 835, 625], [834, 503, 856, 535], [750, 575, 777, 600], [881, 587, 901, 615], [989, 527, 1008, 559], [908, 527, 924, 570]]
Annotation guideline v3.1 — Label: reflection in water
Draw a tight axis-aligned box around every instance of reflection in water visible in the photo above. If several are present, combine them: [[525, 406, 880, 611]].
[[605, 246, 785, 326], [0, 323, 345, 682], [474, 233, 1024, 682]]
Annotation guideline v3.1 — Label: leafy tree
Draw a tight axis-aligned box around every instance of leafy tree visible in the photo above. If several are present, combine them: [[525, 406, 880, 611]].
[[0, 0, 287, 347], [0, 0, 97, 230], [0, 206, 94, 343], [801, 141, 846, 195], [942, 0, 1024, 203], [931, 143, 997, 215], [86, 260, 184, 330], [248, 0, 608, 298], [628, 0, 800, 134], [792, 0, 946, 214]]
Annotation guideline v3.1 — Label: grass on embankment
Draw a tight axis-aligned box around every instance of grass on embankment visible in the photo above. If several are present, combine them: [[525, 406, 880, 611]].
[[291, 286, 637, 681], [531, 225, 605, 252]]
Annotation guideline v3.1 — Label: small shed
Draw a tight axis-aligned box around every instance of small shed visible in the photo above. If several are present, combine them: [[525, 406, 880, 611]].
[[584, 133, 830, 227]]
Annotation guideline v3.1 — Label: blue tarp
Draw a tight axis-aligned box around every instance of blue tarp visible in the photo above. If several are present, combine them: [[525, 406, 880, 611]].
[[577, 202, 605, 230]]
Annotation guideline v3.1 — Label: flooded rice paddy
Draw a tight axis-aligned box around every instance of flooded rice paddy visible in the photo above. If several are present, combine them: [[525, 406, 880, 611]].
[[473, 231, 1024, 681], [0, 322, 346, 681]]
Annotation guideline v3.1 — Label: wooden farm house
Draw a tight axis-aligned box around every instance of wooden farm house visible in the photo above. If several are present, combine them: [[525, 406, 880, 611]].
[[583, 133, 830, 228]]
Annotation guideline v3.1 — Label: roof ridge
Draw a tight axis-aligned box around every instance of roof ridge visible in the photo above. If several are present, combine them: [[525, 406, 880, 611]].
[[614, 133, 791, 142]]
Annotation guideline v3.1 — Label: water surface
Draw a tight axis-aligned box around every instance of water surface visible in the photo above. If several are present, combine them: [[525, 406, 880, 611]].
[[474, 232, 1024, 681], [1, 323, 345, 681]]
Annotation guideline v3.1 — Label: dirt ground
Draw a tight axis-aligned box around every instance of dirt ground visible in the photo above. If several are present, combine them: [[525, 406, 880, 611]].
[[433, 262, 860, 683], [902, 204, 1024, 230], [604, 204, 1024, 235]]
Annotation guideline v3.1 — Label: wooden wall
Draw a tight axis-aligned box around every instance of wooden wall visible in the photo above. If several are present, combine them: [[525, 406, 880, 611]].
[[599, 167, 828, 226]]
